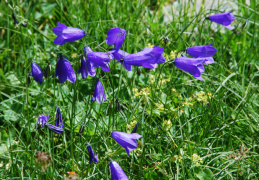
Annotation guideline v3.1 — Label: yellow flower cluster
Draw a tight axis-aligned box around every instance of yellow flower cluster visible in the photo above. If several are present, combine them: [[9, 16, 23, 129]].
[[173, 155, 183, 163], [170, 50, 180, 59], [126, 120, 138, 130], [196, 91, 212, 104], [133, 87, 150, 98], [191, 153, 203, 165], [162, 120, 172, 131], [149, 75, 171, 86], [146, 43, 154, 47]]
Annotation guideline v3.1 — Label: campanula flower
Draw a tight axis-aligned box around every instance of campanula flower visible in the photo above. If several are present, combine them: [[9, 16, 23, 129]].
[[37, 115, 63, 134], [55, 107, 63, 128], [87, 144, 99, 164], [92, 80, 106, 103], [31, 62, 43, 84], [124, 46, 165, 69], [209, 12, 235, 30], [110, 160, 129, 180], [112, 131, 142, 157], [186, 43, 217, 58], [52, 22, 85, 46], [78, 55, 96, 79], [106, 28, 127, 49], [54, 55, 76, 83], [84, 46, 113, 73], [174, 57, 213, 81], [110, 49, 132, 71]]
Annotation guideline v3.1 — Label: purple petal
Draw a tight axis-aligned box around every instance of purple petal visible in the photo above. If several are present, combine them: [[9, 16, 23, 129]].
[[55, 107, 63, 128], [106, 28, 127, 49], [31, 62, 43, 84], [55, 57, 76, 83], [57, 22, 67, 28], [186, 43, 217, 58], [87, 52, 113, 72], [110, 49, 132, 71], [209, 12, 235, 26], [204, 57, 214, 65], [225, 25, 234, 30], [92, 80, 106, 104], [87, 145, 95, 164], [78, 58, 87, 79], [174, 57, 205, 81], [124, 46, 165, 68], [110, 161, 129, 180], [46, 123, 63, 134], [84, 46, 93, 54], [112, 131, 142, 157], [52, 22, 85, 46], [53, 36, 66, 46], [37, 115, 49, 128], [94, 154, 99, 163]]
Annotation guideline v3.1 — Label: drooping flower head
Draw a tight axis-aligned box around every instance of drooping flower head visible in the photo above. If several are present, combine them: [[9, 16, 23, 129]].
[[45, 124, 64, 134], [85, 46, 113, 73], [174, 56, 213, 81], [112, 131, 142, 157], [106, 28, 127, 49], [87, 144, 99, 164], [52, 22, 85, 46], [109, 49, 132, 71], [124, 46, 165, 69], [110, 160, 129, 180], [209, 12, 235, 30], [55, 107, 63, 128], [54, 55, 76, 83], [92, 80, 107, 104], [31, 62, 43, 84], [186, 43, 217, 58]]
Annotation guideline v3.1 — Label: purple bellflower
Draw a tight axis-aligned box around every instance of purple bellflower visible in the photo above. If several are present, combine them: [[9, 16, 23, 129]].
[[52, 22, 85, 46], [31, 62, 43, 84], [54, 55, 76, 83], [110, 49, 132, 71], [85, 46, 113, 73], [209, 12, 235, 30], [174, 56, 214, 81], [186, 43, 217, 58], [55, 107, 63, 128], [37, 115, 63, 134], [92, 80, 107, 103], [110, 160, 129, 180], [124, 46, 165, 69], [87, 144, 99, 164], [112, 131, 142, 157], [106, 28, 127, 49]]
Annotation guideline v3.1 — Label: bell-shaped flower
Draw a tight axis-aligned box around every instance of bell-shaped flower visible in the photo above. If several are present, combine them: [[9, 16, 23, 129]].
[[92, 80, 107, 103], [106, 28, 127, 49], [124, 46, 165, 69], [55, 107, 63, 128], [186, 43, 217, 58], [31, 62, 43, 84], [110, 49, 132, 71], [85, 46, 113, 73], [110, 160, 129, 180], [174, 56, 212, 81], [52, 22, 85, 46], [37, 115, 63, 134], [54, 56, 76, 83], [209, 12, 235, 30], [87, 144, 99, 164], [112, 131, 142, 157]]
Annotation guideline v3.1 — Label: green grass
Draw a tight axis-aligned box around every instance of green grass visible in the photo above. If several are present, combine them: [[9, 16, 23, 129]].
[[0, 0, 258, 179]]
